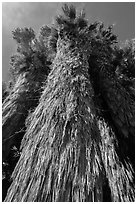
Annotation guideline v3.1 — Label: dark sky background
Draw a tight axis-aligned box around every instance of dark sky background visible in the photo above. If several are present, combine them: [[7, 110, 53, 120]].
[[2, 2, 135, 82]]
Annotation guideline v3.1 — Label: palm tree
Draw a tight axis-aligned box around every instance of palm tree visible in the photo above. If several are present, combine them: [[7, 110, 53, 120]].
[[88, 38, 135, 169], [4, 4, 134, 202], [2, 27, 50, 161], [2, 27, 51, 201]]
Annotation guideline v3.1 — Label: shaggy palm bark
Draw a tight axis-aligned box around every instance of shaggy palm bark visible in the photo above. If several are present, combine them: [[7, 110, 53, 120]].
[[2, 69, 47, 161]]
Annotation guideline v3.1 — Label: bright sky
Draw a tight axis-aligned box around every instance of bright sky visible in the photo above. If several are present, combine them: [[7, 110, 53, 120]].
[[2, 2, 135, 82]]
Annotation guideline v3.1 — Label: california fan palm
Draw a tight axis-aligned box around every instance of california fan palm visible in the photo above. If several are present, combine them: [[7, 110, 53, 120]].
[[2, 27, 50, 161], [4, 4, 134, 202]]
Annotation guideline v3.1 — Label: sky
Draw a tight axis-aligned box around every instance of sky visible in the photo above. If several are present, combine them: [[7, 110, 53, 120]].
[[2, 2, 135, 82]]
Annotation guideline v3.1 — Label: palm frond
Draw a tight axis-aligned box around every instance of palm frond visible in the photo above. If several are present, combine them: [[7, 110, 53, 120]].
[[88, 22, 99, 32], [62, 4, 76, 20], [39, 25, 51, 38], [76, 16, 87, 30], [48, 27, 58, 51]]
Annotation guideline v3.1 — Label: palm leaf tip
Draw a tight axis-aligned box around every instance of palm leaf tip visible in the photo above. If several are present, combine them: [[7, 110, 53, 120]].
[[62, 3, 76, 20], [72, 9, 86, 30]]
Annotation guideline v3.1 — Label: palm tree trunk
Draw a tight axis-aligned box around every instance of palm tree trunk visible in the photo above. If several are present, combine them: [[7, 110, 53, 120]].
[[4, 38, 104, 202]]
